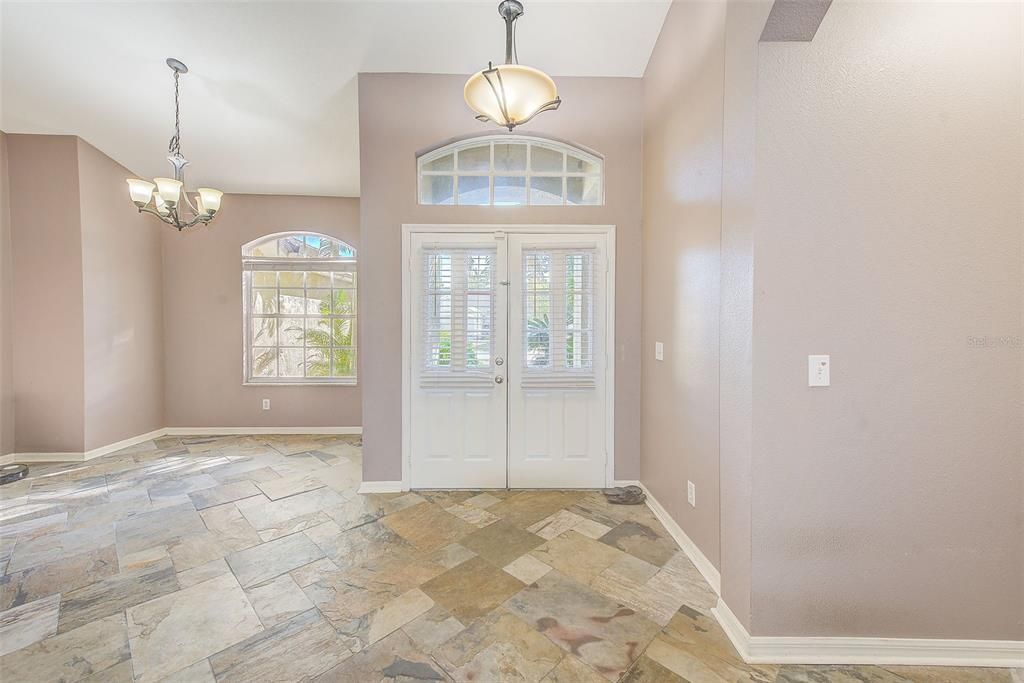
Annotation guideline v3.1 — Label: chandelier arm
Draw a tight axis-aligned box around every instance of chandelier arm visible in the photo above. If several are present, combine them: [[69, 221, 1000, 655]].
[[513, 97, 562, 126]]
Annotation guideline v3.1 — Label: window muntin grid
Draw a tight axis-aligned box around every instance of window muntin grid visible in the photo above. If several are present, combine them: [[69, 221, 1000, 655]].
[[243, 233, 357, 384], [418, 136, 604, 207]]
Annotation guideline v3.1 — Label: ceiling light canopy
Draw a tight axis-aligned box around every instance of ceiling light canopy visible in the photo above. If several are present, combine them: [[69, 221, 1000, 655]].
[[464, 0, 561, 132], [126, 58, 223, 231]]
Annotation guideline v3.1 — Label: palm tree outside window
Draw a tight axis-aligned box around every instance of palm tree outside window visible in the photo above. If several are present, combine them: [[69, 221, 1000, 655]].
[[242, 232, 357, 384]]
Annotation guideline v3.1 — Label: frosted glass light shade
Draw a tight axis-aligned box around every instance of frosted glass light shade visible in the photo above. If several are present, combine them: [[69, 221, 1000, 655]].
[[154, 177, 183, 206], [126, 179, 156, 206], [154, 194, 171, 216], [197, 188, 223, 215], [464, 64, 559, 130]]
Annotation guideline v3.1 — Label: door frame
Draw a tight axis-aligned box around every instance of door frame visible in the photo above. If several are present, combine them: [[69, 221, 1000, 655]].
[[401, 224, 616, 491]]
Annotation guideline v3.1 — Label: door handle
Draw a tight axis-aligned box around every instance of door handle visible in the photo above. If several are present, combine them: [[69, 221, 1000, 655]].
[[494, 376, 504, 384]]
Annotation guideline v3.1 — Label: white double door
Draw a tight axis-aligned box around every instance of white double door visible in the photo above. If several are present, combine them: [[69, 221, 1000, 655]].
[[408, 230, 610, 489]]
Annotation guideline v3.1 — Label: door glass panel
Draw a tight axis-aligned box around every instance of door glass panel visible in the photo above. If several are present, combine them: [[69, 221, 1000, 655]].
[[522, 248, 595, 376], [422, 248, 496, 376]]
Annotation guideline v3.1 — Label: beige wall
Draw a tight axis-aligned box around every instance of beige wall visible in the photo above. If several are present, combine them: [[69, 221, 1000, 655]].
[[7, 135, 86, 453], [161, 193, 362, 429], [641, 0, 728, 570], [749, 0, 1023, 639], [718, 0, 773, 634], [77, 139, 165, 450], [357, 73, 644, 482], [0, 132, 13, 455]]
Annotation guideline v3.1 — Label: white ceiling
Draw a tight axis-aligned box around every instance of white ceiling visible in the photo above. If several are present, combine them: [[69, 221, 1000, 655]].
[[1, 1, 670, 197]]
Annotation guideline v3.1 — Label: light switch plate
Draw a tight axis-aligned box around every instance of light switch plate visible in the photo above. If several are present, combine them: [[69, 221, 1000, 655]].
[[808, 355, 830, 387], [262, 398, 271, 410], [655, 342, 664, 361], [687, 480, 696, 507]]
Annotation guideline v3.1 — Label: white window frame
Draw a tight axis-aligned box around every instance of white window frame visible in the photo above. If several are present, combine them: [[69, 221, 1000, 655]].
[[242, 231, 358, 386], [417, 135, 605, 207]]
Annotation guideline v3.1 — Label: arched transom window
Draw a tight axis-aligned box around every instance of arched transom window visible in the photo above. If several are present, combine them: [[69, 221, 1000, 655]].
[[418, 135, 604, 207], [242, 232, 357, 384]]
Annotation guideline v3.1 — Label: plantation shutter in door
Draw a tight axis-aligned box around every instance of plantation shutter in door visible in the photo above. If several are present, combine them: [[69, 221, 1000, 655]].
[[421, 246, 497, 386], [507, 235, 608, 489], [521, 248, 599, 387], [409, 234, 508, 489]]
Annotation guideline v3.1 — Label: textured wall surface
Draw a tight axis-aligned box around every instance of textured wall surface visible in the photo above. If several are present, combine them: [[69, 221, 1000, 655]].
[[358, 73, 644, 482], [77, 139, 165, 450], [7, 135, 86, 453], [641, 0, 728, 572], [750, 0, 1023, 639], [0, 132, 13, 455], [161, 194, 362, 430]]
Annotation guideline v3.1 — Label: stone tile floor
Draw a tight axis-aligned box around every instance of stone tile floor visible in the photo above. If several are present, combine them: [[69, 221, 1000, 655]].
[[0, 434, 1019, 682]]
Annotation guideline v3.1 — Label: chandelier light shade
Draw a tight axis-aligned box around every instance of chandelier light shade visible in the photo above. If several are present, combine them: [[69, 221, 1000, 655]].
[[126, 58, 223, 231], [464, 0, 561, 131]]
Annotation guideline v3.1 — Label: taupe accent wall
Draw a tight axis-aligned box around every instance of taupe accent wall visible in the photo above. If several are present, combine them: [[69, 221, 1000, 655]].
[[161, 194, 362, 430], [641, 0, 1023, 641], [0, 132, 13, 455], [357, 73, 644, 483], [749, 0, 1023, 640], [7, 135, 87, 453]]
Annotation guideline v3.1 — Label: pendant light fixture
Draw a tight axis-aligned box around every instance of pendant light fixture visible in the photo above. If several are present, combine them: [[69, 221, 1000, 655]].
[[126, 58, 223, 231], [464, 0, 561, 131]]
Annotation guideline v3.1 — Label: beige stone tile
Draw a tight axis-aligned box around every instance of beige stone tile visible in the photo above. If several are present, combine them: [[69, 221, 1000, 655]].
[[431, 542, 477, 569], [198, 502, 262, 553], [210, 608, 352, 683], [504, 553, 554, 585], [530, 531, 627, 586], [461, 519, 546, 568], [9, 523, 116, 573], [543, 655, 608, 682], [421, 556, 525, 623], [245, 573, 315, 628], [401, 604, 465, 650], [381, 500, 477, 551], [619, 654, 688, 682], [58, 557, 179, 633], [0, 544, 118, 611], [366, 587, 434, 644], [598, 520, 678, 567], [313, 628, 445, 682], [255, 473, 325, 501], [465, 492, 502, 509], [573, 518, 613, 540], [226, 530, 326, 588], [0, 612, 130, 681], [177, 557, 231, 589], [160, 658, 216, 683], [528, 509, 588, 540], [166, 530, 228, 572], [488, 490, 586, 528], [445, 502, 501, 528], [436, 607, 563, 682], [603, 553, 660, 584], [0, 593, 60, 656], [187, 480, 261, 510], [126, 572, 263, 683]]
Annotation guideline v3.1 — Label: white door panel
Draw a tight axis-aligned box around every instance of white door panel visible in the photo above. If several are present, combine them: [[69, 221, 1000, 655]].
[[409, 233, 507, 489], [407, 230, 609, 489]]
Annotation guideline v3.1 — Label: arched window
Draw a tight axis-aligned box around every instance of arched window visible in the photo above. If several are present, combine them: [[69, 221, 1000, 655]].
[[242, 232, 357, 384], [418, 135, 604, 207]]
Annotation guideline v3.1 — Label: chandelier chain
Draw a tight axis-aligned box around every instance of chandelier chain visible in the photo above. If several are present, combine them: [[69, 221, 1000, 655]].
[[169, 71, 181, 156]]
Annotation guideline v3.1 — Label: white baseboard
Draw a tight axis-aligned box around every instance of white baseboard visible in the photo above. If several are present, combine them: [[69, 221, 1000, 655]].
[[633, 480, 722, 595], [357, 481, 404, 494], [0, 426, 363, 464], [713, 598, 1024, 668], [0, 428, 166, 465], [163, 427, 362, 436]]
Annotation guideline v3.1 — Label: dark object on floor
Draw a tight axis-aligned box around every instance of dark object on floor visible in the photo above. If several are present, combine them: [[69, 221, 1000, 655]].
[[0, 463, 28, 486], [603, 485, 645, 505]]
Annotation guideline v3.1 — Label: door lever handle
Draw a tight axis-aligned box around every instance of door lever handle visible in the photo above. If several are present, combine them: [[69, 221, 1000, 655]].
[[494, 376, 504, 384]]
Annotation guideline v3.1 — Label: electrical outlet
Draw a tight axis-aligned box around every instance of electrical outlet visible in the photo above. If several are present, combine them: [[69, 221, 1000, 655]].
[[655, 342, 664, 361], [262, 399, 271, 410], [808, 355, 830, 387], [687, 480, 696, 507]]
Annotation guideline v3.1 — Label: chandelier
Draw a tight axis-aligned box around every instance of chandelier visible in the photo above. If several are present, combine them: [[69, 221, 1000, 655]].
[[464, 0, 561, 131], [126, 58, 223, 231]]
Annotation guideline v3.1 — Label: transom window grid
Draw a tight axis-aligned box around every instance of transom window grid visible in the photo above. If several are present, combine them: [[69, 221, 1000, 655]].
[[422, 247, 497, 383], [523, 248, 596, 382], [242, 233, 357, 384], [418, 136, 604, 207]]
